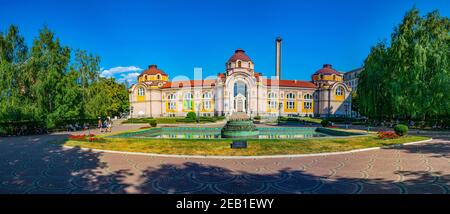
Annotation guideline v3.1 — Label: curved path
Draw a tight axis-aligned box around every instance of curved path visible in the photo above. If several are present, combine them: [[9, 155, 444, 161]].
[[0, 126, 449, 194]]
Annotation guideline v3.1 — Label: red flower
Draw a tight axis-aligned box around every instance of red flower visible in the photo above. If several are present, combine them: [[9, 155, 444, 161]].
[[378, 131, 399, 139]]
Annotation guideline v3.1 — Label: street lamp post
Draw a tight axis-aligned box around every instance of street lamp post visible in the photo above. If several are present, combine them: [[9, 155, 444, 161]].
[[345, 103, 349, 129], [196, 102, 200, 123]]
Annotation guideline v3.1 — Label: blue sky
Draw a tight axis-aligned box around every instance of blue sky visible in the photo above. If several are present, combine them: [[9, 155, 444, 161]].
[[1, 0, 449, 84]]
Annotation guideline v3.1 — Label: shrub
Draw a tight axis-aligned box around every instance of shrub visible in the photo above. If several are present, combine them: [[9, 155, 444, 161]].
[[394, 124, 408, 136], [321, 119, 330, 127], [378, 131, 399, 139], [253, 116, 261, 120], [123, 118, 154, 124], [186, 112, 197, 120], [149, 120, 157, 127], [176, 118, 196, 123], [287, 117, 299, 122], [277, 116, 288, 121]]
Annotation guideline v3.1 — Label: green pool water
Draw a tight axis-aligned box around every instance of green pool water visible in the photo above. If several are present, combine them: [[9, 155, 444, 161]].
[[110, 127, 333, 139]]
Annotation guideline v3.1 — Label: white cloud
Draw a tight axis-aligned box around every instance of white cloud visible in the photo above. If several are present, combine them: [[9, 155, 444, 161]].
[[117, 72, 140, 84], [100, 66, 143, 78]]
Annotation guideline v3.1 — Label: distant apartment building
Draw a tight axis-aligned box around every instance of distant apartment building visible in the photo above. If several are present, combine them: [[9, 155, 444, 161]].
[[344, 67, 364, 118], [344, 67, 364, 91]]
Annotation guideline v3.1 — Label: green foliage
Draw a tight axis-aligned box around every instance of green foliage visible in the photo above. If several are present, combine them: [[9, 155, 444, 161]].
[[122, 118, 154, 124], [351, 91, 359, 115], [253, 116, 261, 120], [149, 120, 157, 127], [394, 124, 409, 136], [0, 25, 129, 134], [186, 112, 197, 120], [358, 8, 450, 122], [321, 119, 330, 127]]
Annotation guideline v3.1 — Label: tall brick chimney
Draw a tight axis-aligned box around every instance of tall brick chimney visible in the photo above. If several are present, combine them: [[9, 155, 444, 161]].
[[275, 36, 282, 80]]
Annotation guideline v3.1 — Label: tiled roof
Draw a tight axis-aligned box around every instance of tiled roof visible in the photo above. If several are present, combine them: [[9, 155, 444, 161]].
[[262, 79, 317, 88], [138, 65, 168, 77], [254, 72, 262, 81], [162, 79, 216, 88], [313, 64, 342, 75], [227, 48, 252, 62]]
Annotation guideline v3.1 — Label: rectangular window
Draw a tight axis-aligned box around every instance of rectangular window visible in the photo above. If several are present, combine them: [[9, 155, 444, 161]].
[[268, 101, 277, 109], [203, 101, 211, 110], [287, 101, 295, 109], [304, 101, 312, 110], [169, 101, 176, 110]]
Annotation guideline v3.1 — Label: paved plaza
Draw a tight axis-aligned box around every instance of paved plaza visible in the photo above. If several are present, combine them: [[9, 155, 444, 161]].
[[0, 125, 449, 194]]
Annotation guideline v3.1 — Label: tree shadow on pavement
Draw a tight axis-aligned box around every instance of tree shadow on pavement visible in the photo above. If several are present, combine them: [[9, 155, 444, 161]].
[[384, 136, 450, 158], [134, 162, 449, 194], [1, 134, 449, 194], [0, 134, 132, 194]]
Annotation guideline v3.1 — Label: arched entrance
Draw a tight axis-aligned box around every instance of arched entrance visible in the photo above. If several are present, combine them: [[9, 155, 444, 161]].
[[233, 81, 248, 113]]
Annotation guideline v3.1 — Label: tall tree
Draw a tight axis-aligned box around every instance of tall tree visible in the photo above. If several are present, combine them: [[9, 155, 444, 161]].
[[29, 26, 71, 128], [0, 25, 29, 121], [358, 7, 450, 122]]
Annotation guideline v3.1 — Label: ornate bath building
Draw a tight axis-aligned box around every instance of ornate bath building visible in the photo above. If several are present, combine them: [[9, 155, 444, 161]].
[[129, 38, 352, 118]]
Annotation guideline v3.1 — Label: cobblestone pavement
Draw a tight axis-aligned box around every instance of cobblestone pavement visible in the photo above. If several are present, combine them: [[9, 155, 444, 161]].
[[0, 127, 449, 194]]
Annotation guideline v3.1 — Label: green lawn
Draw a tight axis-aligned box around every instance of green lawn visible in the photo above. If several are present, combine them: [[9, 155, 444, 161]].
[[277, 116, 323, 124], [63, 135, 429, 156]]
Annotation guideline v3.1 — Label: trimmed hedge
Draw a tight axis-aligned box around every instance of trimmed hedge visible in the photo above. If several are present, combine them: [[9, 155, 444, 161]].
[[316, 127, 365, 136], [122, 118, 154, 124], [321, 119, 330, 127], [149, 120, 157, 127], [186, 112, 197, 120], [394, 124, 408, 136], [0, 118, 99, 136]]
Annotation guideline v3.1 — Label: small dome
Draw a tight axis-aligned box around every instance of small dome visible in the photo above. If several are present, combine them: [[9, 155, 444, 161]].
[[139, 65, 168, 77], [227, 48, 252, 62], [314, 64, 341, 75]]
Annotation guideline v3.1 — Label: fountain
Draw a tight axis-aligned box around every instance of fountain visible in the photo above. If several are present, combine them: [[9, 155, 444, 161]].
[[221, 112, 260, 138]]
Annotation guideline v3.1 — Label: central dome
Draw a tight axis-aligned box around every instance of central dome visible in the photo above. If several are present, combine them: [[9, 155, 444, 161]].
[[227, 48, 252, 62], [139, 64, 168, 77], [313, 64, 341, 75]]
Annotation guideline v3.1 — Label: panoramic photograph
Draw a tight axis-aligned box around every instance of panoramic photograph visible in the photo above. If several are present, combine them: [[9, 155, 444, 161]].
[[0, 0, 449, 210]]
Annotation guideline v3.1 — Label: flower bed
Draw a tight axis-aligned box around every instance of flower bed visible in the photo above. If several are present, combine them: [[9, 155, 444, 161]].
[[378, 131, 399, 139], [68, 134, 103, 142]]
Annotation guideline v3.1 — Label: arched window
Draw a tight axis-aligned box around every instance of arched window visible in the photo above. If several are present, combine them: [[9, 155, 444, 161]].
[[268, 92, 277, 99], [137, 87, 145, 96], [286, 93, 295, 110], [319, 74, 324, 80], [168, 93, 176, 110], [248, 62, 252, 68], [286, 93, 295, 99], [238, 61, 242, 68], [303, 94, 313, 100], [183, 92, 193, 110], [267, 92, 278, 109], [202, 92, 212, 110], [156, 74, 161, 80], [332, 75, 336, 81], [336, 86, 344, 96]]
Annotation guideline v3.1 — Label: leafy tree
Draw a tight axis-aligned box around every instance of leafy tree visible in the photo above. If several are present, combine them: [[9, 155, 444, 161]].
[[358, 7, 450, 123], [86, 77, 129, 118], [0, 25, 130, 134], [350, 91, 359, 117]]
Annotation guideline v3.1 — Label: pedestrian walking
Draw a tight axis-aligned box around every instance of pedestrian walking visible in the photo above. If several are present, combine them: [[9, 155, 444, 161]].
[[107, 116, 113, 132], [98, 117, 103, 132]]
